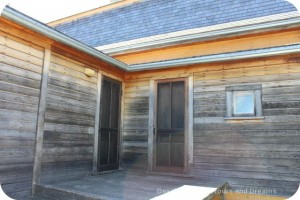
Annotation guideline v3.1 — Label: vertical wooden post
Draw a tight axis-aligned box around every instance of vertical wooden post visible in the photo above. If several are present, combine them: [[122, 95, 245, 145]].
[[148, 79, 155, 171], [187, 76, 194, 172], [93, 72, 102, 173], [119, 81, 125, 169], [32, 48, 51, 195]]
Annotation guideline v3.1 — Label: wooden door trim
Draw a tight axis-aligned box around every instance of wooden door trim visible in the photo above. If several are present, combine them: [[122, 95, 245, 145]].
[[93, 72, 102, 173], [148, 77, 192, 173], [187, 76, 194, 172]]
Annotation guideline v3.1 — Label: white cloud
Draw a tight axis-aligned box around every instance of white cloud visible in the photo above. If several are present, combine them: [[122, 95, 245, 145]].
[[8, 0, 110, 23], [285, 0, 300, 15]]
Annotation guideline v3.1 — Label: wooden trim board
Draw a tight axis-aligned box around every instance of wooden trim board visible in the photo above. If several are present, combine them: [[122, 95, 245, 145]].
[[32, 48, 51, 195], [187, 75, 194, 172], [93, 72, 102, 173]]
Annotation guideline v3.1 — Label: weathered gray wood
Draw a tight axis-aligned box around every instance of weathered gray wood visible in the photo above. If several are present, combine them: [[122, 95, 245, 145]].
[[225, 84, 262, 91], [226, 91, 232, 117], [0, 119, 37, 131], [192, 69, 300, 196], [194, 135, 300, 144], [119, 80, 125, 170], [0, 90, 39, 105], [47, 93, 97, 110], [48, 77, 95, 95], [0, 138, 35, 147], [32, 48, 51, 195], [0, 34, 44, 58], [93, 72, 101, 173], [0, 129, 36, 138], [0, 63, 41, 82], [0, 44, 44, 66], [255, 89, 263, 116], [123, 134, 148, 142], [40, 52, 98, 185], [44, 123, 93, 134], [1, 53, 42, 74], [148, 79, 155, 171], [187, 76, 194, 171], [194, 72, 300, 88], [46, 101, 95, 116], [49, 70, 97, 90], [48, 85, 96, 102], [0, 70, 41, 89], [0, 100, 38, 113], [45, 114, 95, 127]]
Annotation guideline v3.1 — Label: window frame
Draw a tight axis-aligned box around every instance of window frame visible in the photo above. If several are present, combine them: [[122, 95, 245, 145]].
[[226, 84, 263, 119]]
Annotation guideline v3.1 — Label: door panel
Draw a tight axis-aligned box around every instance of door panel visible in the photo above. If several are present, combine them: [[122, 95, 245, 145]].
[[156, 81, 185, 171], [157, 83, 171, 130], [98, 77, 121, 171], [99, 130, 109, 165], [171, 82, 185, 129], [110, 84, 120, 128]]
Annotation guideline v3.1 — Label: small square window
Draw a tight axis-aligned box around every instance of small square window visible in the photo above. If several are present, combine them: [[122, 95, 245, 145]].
[[233, 91, 254, 115], [226, 84, 263, 119]]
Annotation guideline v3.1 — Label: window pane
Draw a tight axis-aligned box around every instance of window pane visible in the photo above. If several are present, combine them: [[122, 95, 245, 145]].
[[234, 92, 254, 114]]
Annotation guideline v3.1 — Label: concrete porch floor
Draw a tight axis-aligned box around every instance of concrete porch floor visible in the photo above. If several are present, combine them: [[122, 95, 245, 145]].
[[31, 171, 221, 200]]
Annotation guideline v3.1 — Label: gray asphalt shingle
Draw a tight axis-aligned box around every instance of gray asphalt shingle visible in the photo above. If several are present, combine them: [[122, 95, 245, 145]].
[[54, 0, 297, 47]]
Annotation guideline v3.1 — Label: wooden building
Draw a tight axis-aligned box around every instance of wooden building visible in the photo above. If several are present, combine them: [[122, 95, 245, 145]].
[[0, 1, 300, 199]]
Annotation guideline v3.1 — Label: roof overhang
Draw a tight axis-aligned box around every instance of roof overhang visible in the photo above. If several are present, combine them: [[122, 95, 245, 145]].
[[1, 6, 128, 71], [96, 11, 300, 55], [1, 6, 300, 72], [128, 44, 300, 71]]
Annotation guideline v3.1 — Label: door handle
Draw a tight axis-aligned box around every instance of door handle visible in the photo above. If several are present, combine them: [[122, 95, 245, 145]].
[[153, 126, 156, 135]]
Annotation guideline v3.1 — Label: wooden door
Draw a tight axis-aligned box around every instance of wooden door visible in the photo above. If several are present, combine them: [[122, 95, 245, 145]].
[[98, 77, 121, 171], [156, 81, 185, 172]]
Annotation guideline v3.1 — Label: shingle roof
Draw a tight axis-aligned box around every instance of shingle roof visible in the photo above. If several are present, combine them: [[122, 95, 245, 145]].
[[54, 0, 296, 47]]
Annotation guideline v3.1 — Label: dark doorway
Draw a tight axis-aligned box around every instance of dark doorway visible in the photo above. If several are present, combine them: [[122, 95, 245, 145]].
[[98, 76, 121, 172], [156, 80, 185, 173]]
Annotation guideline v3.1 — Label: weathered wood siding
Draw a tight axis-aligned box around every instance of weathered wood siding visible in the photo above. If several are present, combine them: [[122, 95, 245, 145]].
[[124, 55, 300, 196], [122, 78, 150, 170], [0, 27, 44, 198], [40, 53, 98, 182], [192, 56, 300, 196]]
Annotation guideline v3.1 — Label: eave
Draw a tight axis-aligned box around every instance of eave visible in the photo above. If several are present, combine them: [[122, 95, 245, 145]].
[[128, 44, 300, 71], [1, 6, 300, 73], [1, 6, 128, 71], [96, 11, 300, 55]]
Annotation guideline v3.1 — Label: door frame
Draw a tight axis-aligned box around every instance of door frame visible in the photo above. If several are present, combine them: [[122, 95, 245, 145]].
[[148, 76, 193, 174], [93, 72, 124, 173]]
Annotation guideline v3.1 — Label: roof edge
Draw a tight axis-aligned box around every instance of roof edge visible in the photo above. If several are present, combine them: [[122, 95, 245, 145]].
[[1, 6, 128, 71], [1, 6, 300, 73], [128, 44, 300, 71], [96, 11, 300, 55]]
